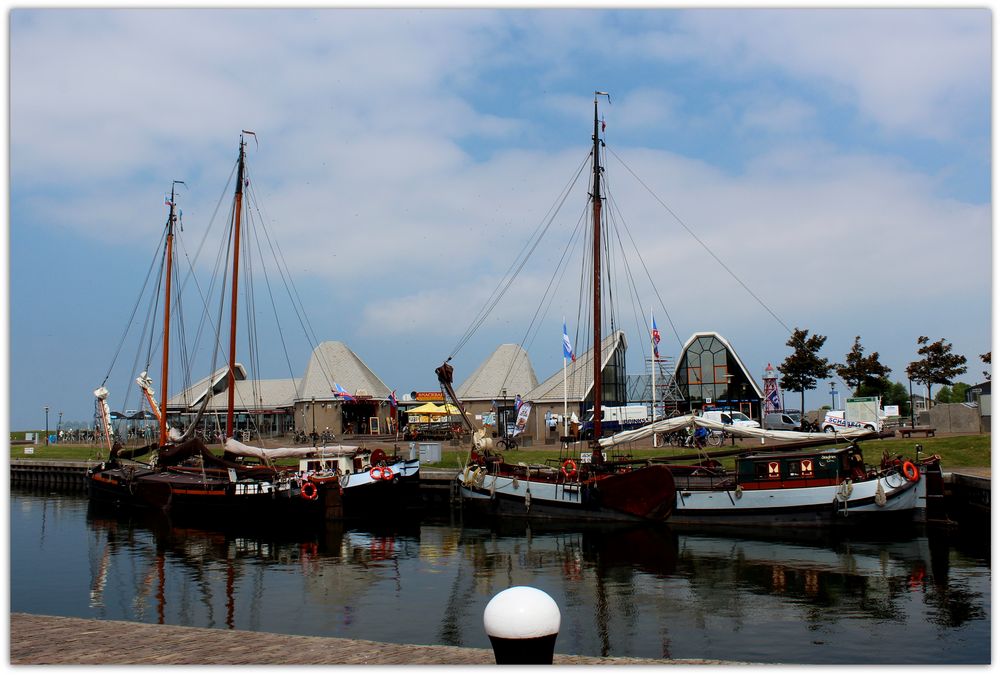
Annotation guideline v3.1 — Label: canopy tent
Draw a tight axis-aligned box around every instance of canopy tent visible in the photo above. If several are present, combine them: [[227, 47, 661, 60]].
[[407, 402, 462, 415]]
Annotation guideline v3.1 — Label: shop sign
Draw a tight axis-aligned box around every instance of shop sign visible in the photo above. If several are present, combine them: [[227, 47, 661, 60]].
[[414, 392, 444, 401]]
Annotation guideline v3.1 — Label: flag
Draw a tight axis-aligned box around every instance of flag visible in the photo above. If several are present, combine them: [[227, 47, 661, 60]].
[[164, 197, 173, 207], [388, 390, 398, 408], [767, 388, 781, 410], [651, 316, 661, 359], [601, 116, 606, 132], [562, 321, 576, 362], [332, 382, 355, 401], [515, 394, 523, 412]]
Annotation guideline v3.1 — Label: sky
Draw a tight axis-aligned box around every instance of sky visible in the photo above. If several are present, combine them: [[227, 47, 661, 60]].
[[6, 6, 993, 430]]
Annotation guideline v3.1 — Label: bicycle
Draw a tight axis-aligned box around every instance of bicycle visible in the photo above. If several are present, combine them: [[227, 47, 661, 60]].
[[707, 430, 727, 447], [496, 436, 519, 451]]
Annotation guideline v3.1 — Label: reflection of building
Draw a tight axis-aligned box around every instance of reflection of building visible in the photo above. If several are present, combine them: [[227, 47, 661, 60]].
[[166, 341, 394, 438], [674, 332, 763, 419]]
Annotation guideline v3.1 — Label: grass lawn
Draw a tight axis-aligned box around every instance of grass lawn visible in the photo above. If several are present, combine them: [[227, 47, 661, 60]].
[[10, 433, 990, 472]]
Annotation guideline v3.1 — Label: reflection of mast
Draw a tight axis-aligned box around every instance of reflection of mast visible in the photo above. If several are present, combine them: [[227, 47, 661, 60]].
[[156, 550, 165, 625], [89, 544, 111, 608]]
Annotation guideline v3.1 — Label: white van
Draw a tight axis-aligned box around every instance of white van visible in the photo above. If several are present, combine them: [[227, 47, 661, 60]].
[[700, 410, 761, 429]]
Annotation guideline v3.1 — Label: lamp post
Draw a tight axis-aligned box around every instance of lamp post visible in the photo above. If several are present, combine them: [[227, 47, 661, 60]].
[[57, 411, 63, 444], [829, 382, 836, 409], [908, 378, 915, 428], [501, 388, 508, 442], [44, 406, 49, 446], [311, 396, 317, 447]]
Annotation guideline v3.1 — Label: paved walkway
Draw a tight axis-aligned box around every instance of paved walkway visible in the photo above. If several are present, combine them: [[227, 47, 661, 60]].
[[10, 614, 724, 665]]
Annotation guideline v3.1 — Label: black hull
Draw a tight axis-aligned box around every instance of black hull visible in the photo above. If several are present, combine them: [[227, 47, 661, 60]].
[[88, 465, 421, 524]]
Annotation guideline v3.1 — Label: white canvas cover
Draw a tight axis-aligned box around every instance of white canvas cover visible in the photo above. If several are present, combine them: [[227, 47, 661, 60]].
[[597, 414, 873, 448], [224, 437, 360, 461]]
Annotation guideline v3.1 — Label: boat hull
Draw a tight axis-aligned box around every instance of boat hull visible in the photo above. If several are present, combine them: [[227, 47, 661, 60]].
[[88, 457, 421, 523], [669, 471, 927, 527], [457, 464, 676, 522]]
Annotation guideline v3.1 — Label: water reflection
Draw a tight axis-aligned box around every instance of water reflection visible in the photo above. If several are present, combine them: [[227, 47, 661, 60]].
[[10, 488, 990, 664]]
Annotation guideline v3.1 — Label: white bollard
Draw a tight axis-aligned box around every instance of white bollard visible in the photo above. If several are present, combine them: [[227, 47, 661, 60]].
[[483, 586, 561, 664]]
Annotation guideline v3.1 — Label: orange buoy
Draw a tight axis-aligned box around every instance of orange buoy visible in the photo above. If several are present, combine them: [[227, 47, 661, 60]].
[[902, 461, 919, 482]]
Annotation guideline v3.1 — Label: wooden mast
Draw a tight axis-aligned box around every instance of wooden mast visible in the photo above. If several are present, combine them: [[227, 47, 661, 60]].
[[226, 135, 247, 439], [158, 183, 179, 445], [591, 92, 605, 441]]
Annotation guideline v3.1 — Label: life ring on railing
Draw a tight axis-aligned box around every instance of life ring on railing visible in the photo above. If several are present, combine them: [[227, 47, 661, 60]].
[[370, 467, 384, 481], [902, 461, 920, 482], [561, 459, 578, 478], [300, 481, 318, 501], [381, 467, 394, 481]]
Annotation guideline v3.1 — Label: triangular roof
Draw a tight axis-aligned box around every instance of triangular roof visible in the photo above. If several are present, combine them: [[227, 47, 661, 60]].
[[166, 364, 247, 411], [675, 331, 764, 398], [200, 377, 299, 411], [456, 343, 538, 402], [526, 330, 627, 403], [296, 341, 390, 402]]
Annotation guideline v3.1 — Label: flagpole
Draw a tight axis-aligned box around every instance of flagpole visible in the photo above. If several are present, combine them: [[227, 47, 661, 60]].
[[563, 317, 569, 438], [651, 308, 657, 448]]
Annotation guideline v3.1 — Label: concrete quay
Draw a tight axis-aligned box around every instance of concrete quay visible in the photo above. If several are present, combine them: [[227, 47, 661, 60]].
[[10, 613, 723, 665]]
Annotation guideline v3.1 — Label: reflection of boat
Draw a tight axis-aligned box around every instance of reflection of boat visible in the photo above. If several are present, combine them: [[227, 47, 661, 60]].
[[438, 93, 675, 522]]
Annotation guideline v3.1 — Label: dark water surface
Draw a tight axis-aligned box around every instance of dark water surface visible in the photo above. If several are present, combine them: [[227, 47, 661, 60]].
[[10, 488, 990, 664]]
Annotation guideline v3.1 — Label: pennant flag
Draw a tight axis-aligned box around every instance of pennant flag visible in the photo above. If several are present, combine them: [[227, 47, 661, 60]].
[[332, 382, 355, 401], [651, 315, 661, 359], [562, 321, 576, 362], [165, 197, 173, 207], [601, 116, 607, 132]]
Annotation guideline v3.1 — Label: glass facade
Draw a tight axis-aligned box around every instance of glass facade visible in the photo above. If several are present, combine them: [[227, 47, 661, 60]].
[[676, 334, 760, 418]]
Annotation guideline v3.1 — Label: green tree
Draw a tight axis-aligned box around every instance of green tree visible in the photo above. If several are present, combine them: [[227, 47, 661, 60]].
[[779, 328, 832, 414], [980, 352, 991, 381], [835, 336, 892, 395], [905, 336, 968, 404], [935, 382, 971, 403], [856, 376, 908, 408]]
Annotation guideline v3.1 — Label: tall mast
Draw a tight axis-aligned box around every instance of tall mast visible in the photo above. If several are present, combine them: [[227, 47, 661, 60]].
[[591, 92, 606, 441], [226, 135, 247, 439], [159, 182, 180, 445]]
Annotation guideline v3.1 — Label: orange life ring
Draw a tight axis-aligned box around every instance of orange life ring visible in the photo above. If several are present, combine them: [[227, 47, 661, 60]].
[[381, 467, 394, 481], [561, 459, 577, 478], [369, 467, 384, 481], [902, 461, 919, 482], [300, 481, 318, 500]]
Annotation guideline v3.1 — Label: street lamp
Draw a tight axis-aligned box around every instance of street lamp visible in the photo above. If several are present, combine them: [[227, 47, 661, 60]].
[[57, 411, 63, 444], [908, 379, 915, 428], [501, 388, 508, 441], [311, 396, 317, 446], [44, 406, 49, 446], [829, 382, 836, 409]]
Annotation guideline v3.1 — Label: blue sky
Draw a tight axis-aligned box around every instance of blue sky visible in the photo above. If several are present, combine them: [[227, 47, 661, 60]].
[[6, 7, 992, 430]]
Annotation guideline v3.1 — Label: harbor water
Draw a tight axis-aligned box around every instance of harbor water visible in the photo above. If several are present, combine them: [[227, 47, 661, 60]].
[[10, 487, 990, 664]]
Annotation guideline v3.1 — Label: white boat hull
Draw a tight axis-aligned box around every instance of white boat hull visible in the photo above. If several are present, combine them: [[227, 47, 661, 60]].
[[671, 471, 926, 527]]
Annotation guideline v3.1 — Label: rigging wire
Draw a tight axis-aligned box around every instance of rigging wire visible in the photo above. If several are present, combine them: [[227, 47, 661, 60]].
[[607, 146, 793, 337], [447, 150, 592, 359]]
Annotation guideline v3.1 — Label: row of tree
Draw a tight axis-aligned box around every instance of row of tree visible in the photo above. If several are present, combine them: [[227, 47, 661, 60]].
[[777, 329, 985, 413]]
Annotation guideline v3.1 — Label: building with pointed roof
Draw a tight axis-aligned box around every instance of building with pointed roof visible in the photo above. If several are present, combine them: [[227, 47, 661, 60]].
[[523, 330, 628, 443], [452, 344, 538, 440], [164, 341, 397, 439], [674, 331, 763, 418]]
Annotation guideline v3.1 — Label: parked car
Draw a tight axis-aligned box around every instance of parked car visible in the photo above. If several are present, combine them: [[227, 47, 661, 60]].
[[700, 409, 761, 429], [763, 412, 802, 431]]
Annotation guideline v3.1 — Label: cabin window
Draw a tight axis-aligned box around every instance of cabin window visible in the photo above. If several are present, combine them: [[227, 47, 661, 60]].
[[755, 461, 781, 480], [785, 461, 800, 478], [800, 459, 814, 477]]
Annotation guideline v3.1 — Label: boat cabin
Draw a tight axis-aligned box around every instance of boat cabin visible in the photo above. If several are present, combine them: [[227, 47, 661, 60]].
[[736, 446, 863, 490]]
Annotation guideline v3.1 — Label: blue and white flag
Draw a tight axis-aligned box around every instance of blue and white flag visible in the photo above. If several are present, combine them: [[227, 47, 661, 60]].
[[562, 321, 576, 362]]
